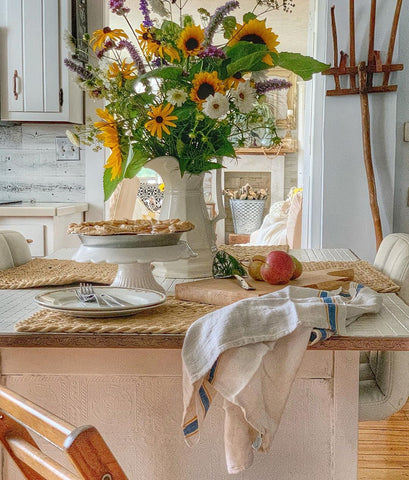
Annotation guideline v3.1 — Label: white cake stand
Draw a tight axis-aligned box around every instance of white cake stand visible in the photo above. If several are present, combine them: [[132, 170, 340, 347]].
[[72, 241, 196, 294]]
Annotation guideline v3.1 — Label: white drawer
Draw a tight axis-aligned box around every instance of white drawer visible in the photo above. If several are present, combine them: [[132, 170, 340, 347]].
[[1, 224, 45, 257]]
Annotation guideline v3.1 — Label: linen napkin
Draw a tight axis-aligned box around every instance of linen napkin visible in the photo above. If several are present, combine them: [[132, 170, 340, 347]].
[[181, 283, 382, 474]]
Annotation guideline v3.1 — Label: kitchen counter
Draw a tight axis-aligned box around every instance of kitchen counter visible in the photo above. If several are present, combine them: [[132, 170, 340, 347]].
[[0, 202, 88, 217], [0, 203, 88, 256]]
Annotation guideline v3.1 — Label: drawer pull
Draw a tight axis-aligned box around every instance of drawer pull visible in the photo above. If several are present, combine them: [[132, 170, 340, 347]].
[[26, 239, 33, 244], [13, 70, 19, 100]]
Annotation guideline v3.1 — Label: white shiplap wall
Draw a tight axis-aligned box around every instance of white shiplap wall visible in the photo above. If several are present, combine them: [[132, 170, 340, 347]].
[[0, 124, 85, 202]]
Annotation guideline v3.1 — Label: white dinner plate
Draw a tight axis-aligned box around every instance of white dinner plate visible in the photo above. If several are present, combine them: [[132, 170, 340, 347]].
[[35, 287, 166, 317]]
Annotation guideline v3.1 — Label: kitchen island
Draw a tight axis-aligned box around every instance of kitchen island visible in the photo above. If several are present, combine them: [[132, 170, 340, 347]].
[[0, 248, 408, 479]]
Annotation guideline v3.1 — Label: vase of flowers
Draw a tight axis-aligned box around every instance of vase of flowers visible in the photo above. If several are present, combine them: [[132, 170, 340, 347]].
[[65, 0, 328, 277]]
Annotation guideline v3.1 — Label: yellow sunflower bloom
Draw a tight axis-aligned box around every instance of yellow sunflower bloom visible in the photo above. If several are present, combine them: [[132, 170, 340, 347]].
[[145, 104, 178, 140], [178, 25, 204, 57], [225, 71, 246, 89], [159, 44, 181, 63], [228, 19, 279, 66], [108, 60, 137, 80], [190, 71, 225, 106], [90, 27, 128, 52], [94, 108, 123, 180]]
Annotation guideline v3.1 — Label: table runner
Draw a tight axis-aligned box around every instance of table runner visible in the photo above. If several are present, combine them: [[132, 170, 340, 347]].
[[302, 260, 399, 293], [0, 259, 117, 289], [15, 298, 219, 334]]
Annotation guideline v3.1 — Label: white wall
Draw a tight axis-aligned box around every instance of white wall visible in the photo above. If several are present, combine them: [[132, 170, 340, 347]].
[[393, 4, 409, 235], [315, 0, 400, 262]]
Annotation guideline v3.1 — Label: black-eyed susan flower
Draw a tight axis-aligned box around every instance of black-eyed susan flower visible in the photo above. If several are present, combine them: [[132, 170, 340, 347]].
[[178, 25, 204, 57], [190, 71, 225, 106], [145, 104, 178, 139], [108, 60, 137, 81], [228, 19, 279, 66], [90, 27, 128, 52], [135, 24, 158, 59], [94, 108, 123, 179]]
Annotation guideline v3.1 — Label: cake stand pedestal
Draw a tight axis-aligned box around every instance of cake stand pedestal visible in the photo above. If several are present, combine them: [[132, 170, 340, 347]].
[[72, 242, 196, 294]]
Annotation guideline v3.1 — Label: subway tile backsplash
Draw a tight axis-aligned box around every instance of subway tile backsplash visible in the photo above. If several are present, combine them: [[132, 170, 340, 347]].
[[0, 124, 85, 202]]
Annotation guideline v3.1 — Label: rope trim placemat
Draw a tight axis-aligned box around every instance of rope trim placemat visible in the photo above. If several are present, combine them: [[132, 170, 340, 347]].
[[15, 298, 219, 334], [219, 245, 288, 263], [302, 260, 400, 293], [0, 259, 117, 289]]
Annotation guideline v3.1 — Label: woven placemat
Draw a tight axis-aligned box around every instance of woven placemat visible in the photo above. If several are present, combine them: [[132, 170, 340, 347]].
[[15, 298, 219, 334], [219, 245, 288, 263], [0, 259, 117, 289], [302, 260, 400, 293]]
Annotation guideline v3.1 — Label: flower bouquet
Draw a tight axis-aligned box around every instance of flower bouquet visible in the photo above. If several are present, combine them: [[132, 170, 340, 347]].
[[65, 0, 328, 201]]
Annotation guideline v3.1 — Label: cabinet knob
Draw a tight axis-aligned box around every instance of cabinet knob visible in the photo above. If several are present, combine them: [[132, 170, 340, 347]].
[[13, 70, 19, 100]]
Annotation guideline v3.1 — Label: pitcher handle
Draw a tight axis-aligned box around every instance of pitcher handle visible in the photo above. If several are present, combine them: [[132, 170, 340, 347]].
[[211, 168, 226, 224]]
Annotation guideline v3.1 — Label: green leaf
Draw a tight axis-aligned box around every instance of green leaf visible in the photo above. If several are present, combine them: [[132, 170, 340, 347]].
[[123, 147, 148, 178], [173, 104, 196, 122], [226, 50, 268, 76], [138, 66, 183, 81], [274, 52, 330, 80], [222, 16, 237, 39], [103, 168, 122, 201], [215, 140, 236, 158], [226, 41, 267, 63], [176, 138, 185, 156], [243, 12, 257, 23]]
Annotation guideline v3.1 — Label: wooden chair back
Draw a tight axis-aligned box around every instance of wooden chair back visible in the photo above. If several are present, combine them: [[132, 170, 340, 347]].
[[0, 384, 128, 479]]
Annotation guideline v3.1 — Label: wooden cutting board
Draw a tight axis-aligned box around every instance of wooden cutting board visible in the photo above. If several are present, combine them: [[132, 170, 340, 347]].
[[175, 268, 354, 307]]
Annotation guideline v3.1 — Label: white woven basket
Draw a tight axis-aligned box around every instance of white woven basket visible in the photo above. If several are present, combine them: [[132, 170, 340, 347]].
[[230, 199, 266, 234]]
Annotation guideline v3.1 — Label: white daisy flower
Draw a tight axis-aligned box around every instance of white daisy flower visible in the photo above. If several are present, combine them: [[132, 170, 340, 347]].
[[232, 81, 257, 114], [203, 92, 229, 119], [166, 88, 188, 107]]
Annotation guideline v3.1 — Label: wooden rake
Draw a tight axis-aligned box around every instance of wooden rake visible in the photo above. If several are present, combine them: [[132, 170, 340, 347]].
[[322, 0, 404, 250]]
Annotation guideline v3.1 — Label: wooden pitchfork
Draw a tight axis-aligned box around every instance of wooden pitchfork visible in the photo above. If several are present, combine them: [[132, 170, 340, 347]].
[[322, 0, 404, 250]]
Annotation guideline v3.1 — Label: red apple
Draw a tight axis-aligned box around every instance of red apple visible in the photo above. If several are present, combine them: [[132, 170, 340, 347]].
[[248, 255, 266, 281], [260, 251, 296, 285], [290, 255, 303, 280]]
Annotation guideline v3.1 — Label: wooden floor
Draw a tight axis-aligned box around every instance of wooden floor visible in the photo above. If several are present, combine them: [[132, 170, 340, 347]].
[[359, 398, 409, 479]]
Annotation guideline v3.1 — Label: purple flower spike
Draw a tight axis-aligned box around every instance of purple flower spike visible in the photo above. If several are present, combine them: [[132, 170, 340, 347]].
[[204, 1, 240, 46], [197, 46, 227, 59], [139, 0, 153, 27], [109, 0, 130, 15], [117, 39, 146, 74], [255, 78, 292, 95], [64, 58, 94, 80]]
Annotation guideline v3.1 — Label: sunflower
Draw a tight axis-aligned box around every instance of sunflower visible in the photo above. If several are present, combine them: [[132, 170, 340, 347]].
[[178, 25, 204, 57], [94, 108, 123, 180], [108, 60, 137, 81], [228, 19, 279, 66], [145, 104, 178, 139], [225, 71, 246, 89], [90, 27, 128, 52], [190, 71, 225, 106]]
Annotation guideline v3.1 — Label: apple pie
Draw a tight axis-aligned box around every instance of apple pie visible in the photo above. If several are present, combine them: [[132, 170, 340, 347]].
[[67, 218, 195, 236]]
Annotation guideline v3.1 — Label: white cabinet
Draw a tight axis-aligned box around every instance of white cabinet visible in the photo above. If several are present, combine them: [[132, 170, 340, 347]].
[[0, 0, 83, 123], [0, 203, 88, 256]]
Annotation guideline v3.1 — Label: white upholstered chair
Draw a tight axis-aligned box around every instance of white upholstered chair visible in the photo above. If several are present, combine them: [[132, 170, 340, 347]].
[[359, 233, 409, 421], [0, 231, 32, 270]]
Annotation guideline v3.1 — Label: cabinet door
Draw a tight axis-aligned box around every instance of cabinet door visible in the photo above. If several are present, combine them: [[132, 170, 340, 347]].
[[0, 0, 83, 123]]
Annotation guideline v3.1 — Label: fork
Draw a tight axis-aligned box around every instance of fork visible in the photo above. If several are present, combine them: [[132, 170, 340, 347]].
[[77, 283, 103, 307]]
